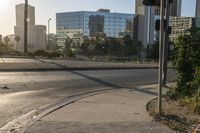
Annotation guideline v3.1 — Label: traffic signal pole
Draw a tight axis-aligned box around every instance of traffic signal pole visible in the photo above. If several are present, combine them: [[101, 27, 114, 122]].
[[158, 0, 165, 115], [143, 0, 171, 115], [163, 0, 172, 86]]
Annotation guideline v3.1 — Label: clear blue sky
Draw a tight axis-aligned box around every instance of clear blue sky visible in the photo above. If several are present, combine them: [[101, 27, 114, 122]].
[[0, 0, 196, 36]]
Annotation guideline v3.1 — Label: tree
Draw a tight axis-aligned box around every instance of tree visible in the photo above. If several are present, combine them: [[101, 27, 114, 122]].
[[173, 27, 200, 96], [14, 36, 21, 50], [80, 37, 90, 55], [0, 34, 2, 43], [3, 36, 10, 46], [136, 41, 143, 59], [64, 37, 74, 57], [106, 37, 120, 55], [148, 41, 159, 60]]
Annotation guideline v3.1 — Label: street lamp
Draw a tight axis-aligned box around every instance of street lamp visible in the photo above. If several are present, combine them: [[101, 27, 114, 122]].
[[47, 18, 52, 49]]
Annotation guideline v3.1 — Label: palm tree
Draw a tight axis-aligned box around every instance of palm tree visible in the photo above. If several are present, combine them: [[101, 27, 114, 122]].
[[15, 36, 21, 50], [3, 36, 10, 46], [3, 36, 10, 50]]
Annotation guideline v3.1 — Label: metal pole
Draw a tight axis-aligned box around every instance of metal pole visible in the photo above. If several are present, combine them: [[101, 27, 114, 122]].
[[24, 0, 28, 53], [163, 0, 171, 86], [158, 0, 165, 115], [47, 18, 51, 49]]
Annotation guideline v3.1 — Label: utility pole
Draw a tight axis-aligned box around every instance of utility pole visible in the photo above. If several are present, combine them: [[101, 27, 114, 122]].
[[162, 0, 172, 86], [47, 18, 52, 49], [24, 0, 28, 53], [158, 0, 165, 115], [143, 0, 172, 115]]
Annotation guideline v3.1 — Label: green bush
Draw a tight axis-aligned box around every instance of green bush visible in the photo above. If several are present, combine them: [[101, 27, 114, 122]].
[[65, 49, 75, 58], [34, 50, 61, 58], [173, 28, 200, 97], [34, 50, 48, 57], [47, 51, 61, 58], [171, 27, 200, 113]]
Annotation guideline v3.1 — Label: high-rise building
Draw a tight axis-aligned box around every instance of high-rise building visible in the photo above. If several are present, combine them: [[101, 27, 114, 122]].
[[14, 4, 46, 52], [135, 0, 182, 49], [196, 0, 200, 17], [135, 0, 182, 16], [171, 0, 182, 17], [56, 10, 134, 45], [89, 15, 105, 37], [16, 4, 35, 26], [169, 17, 195, 42]]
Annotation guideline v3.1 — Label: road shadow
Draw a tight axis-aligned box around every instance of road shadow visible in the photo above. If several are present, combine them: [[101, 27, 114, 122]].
[[51, 62, 158, 96]]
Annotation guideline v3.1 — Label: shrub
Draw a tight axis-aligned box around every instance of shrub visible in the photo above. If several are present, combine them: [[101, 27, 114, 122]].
[[47, 51, 61, 58], [34, 50, 48, 57]]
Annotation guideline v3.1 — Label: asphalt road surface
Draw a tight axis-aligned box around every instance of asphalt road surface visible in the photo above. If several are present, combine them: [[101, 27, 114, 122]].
[[0, 69, 176, 127]]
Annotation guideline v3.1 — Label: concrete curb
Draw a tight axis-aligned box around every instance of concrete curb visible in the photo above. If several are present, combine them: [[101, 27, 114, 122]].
[[20, 89, 113, 133], [0, 89, 113, 133], [0, 66, 159, 72]]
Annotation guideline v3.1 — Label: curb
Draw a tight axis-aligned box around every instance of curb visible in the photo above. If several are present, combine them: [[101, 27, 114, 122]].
[[0, 66, 159, 72], [0, 89, 114, 133]]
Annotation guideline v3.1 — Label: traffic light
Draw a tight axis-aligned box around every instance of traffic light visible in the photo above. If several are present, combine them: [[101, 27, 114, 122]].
[[155, 19, 168, 31], [143, 0, 160, 6], [155, 19, 160, 31]]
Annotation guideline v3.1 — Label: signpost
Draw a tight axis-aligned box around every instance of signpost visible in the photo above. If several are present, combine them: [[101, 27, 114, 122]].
[[143, 0, 172, 115]]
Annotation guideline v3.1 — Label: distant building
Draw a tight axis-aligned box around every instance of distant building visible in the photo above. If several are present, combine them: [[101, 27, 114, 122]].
[[56, 9, 134, 46], [16, 4, 35, 26], [14, 4, 47, 52], [196, 0, 200, 17], [135, 0, 182, 17], [135, 0, 182, 49], [196, 17, 200, 27], [170, 0, 182, 17], [89, 15, 105, 37], [169, 17, 195, 42], [15, 25, 46, 52]]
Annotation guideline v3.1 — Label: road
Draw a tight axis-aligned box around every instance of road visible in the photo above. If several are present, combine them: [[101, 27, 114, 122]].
[[0, 69, 176, 127]]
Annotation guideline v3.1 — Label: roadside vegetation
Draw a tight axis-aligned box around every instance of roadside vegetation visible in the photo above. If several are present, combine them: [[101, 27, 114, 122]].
[[169, 27, 200, 113], [0, 34, 19, 55], [147, 28, 200, 132], [79, 35, 143, 57]]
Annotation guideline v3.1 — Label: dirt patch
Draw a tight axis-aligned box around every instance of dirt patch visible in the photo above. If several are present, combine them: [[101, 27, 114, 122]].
[[147, 98, 200, 132]]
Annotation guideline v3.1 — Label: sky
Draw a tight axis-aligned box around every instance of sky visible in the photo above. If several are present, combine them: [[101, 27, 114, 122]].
[[0, 0, 196, 36]]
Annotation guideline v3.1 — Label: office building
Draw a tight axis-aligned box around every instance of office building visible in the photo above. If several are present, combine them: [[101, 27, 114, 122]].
[[196, 0, 200, 17], [170, 0, 182, 17], [14, 4, 47, 52], [135, 0, 182, 49], [89, 15, 105, 37], [169, 17, 195, 42], [56, 10, 134, 45], [135, 0, 182, 16], [16, 4, 35, 26], [196, 17, 200, 27]]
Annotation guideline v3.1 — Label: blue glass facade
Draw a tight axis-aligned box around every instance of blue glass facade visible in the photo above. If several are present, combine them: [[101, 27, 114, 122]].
[[56, 10, 134, 38]]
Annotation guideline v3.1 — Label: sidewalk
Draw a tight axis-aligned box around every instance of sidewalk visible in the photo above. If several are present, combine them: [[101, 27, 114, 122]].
[[25, 87, 174, 133]]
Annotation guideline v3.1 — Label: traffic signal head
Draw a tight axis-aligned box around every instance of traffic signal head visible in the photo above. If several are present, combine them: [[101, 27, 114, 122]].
[[143, 0, 160, 6], [155, 19, 160, 31]]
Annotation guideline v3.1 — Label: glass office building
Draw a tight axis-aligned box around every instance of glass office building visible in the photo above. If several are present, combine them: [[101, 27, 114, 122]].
[[56, 9, 134, 42]]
